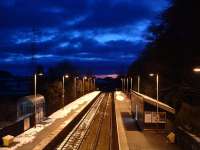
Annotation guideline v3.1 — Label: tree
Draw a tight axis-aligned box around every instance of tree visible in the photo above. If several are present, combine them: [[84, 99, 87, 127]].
[[129, 0, 200, 104], [44, 61, 79, 115], [48, 61, 77, 81], [45, 81, 62, 115], [0, 70, 13, 78], [128, 0, 200, 133]]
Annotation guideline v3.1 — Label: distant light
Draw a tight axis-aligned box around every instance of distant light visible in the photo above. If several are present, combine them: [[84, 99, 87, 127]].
[[83, 76, 87, 80], [65, 75, 69, 78], [149, 73, 155, 77], [193, 67, 200, 73], [38, 73, 44, 76]]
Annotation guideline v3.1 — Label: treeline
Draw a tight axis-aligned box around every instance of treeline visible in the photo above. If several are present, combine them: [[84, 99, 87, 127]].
[[34, 61, 95, 115], [128, 0, 200, 134], [0, 61, 95, 120]]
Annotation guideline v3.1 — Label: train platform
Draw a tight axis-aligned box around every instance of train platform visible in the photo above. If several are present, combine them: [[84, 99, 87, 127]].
[[114, 91, 180, 150], [0, 91, 100, 150]]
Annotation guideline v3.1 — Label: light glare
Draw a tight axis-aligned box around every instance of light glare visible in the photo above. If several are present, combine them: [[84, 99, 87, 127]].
[[193, 68, 200, 72], [149, 73, 154, 77]]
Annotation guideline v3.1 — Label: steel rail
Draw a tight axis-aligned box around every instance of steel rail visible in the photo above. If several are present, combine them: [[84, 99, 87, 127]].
[[56, 93, 106, 150]]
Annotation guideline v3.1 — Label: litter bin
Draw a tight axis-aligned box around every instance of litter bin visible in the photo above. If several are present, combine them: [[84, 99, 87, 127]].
[[2, 135, 14, 147]]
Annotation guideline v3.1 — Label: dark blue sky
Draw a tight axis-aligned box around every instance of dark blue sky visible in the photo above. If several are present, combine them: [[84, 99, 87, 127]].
[[0, 0, 169, 75]]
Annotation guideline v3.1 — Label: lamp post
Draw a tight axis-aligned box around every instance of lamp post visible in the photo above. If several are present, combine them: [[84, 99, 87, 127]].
[[137, 75, 140, 93], [62, 74, 69, 109], [34, 72, 43, 128], [130, 77, 133, 91], [89, 77, 92, 91], [83, 76, 87, 94], [93, 78, 96, 91], [34, 73, 43, 98], [127, 77, 129, 92], [149, 73, 159, 121], [123, 78, 125, 92], [88, 77, 90, 91], [74, 77, 78, 98], [121, 78, 123, 91], [193, 67, 200, 73]]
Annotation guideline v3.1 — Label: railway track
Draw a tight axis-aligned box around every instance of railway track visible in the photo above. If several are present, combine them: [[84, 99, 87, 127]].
[[56, 92, 113, 150], [79, 92, 113, 150]]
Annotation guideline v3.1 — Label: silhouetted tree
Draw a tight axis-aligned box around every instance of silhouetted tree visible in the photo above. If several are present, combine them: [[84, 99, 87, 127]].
[[35, 64, 45, 74], [48, 61, 77, 81], [0, 70, 13, 78], [44, 61, 79, 115], [129, 0, 200, 103], [128, 0, 200, 133]]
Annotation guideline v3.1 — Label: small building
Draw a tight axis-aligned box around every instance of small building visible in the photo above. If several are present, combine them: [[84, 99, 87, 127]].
[[17, 95, 46, 124], [0, 95, 45, 142], [130, 90, 175, 130]]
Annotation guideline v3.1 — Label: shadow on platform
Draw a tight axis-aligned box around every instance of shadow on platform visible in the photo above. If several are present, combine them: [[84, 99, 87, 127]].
[[121, 112, 139, 131]]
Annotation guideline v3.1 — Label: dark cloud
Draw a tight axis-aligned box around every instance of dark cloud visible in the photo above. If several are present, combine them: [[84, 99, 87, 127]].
[[75, 1, 155, 29], [0, 0, 89, 28], [0, 0, 169, 75]]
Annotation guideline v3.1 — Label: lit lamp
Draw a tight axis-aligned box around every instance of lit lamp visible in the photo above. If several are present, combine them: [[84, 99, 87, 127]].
[[62, 74, 69, 109], [193, 67, 200, 73], [74, 77, 79, 98]]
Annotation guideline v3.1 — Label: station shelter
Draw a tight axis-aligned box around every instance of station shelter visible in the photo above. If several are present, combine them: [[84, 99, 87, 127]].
[[17, 95, 45, 130], [130, 90, 175, 130]]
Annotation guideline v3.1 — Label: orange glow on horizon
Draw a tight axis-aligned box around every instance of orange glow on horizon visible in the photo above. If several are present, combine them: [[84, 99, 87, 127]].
[[95, 74, 118, 79]]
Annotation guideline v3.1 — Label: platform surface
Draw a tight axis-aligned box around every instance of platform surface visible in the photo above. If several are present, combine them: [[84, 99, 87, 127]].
[[115, 91, 180, 150]]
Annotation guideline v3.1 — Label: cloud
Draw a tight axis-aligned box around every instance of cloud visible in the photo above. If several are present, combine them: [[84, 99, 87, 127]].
[[0, 0, 169, 74]]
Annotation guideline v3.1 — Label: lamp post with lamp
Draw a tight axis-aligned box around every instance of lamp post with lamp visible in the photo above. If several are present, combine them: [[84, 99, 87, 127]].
[[121, 78, 123, 91], [62, 74, 69, 109], [130, 77, 133, 91], [137, 75, 140, 93], [93, 77, 96, 91], [34, 72, 43, 127], [74, 77, 78, 99], [83, 76, 87, 94], [149, 73, 159, 122], [193, 67, 200, 73]]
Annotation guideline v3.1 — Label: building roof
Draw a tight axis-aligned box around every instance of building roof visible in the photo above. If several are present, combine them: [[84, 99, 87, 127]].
[[131, 90, 175, 114]]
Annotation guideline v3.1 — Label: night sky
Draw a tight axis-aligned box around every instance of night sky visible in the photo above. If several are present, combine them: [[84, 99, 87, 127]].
[[0, 0, 168, 75]]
